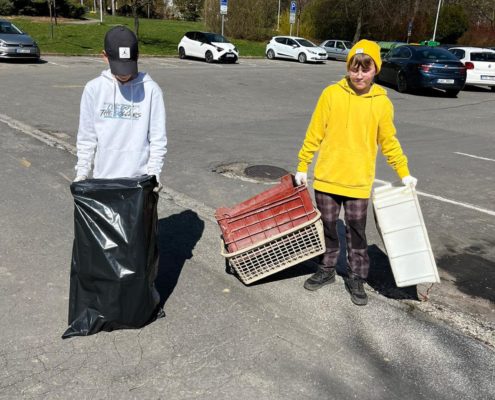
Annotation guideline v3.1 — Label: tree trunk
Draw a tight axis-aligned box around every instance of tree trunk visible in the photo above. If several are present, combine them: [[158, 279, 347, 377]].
[[353, 8, 362, 42], [133, 4, 140, 38]]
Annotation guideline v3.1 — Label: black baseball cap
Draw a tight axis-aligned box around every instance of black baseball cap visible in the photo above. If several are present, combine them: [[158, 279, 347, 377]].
[[104, 26, 139, 76]]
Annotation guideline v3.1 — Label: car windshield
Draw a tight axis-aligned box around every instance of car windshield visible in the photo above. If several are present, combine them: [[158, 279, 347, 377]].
[[297, 39, 316, 47], [0, 22, 23, 34], [343, 41, 353, 49], [471, 52, 495, 62], [416, 48, 458, 61], [204, 33, 229, 43]]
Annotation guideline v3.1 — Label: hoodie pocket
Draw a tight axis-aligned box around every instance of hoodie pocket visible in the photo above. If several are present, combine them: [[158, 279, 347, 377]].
[[315, 149, 373, 188]]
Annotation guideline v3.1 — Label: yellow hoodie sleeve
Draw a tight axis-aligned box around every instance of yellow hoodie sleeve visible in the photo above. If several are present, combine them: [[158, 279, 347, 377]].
[[378, 99, 410, 179], [297, 89, 330, 172]]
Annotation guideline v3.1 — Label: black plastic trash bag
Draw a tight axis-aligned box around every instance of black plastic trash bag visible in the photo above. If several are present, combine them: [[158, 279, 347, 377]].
[[62, 175, 160, 339]]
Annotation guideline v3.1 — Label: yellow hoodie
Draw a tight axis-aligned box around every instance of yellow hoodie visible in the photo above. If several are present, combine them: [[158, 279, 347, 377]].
[[297, 78, 410, 198]]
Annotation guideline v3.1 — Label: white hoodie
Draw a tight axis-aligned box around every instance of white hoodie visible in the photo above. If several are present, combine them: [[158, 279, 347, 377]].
[[75, 69, 167, 179]]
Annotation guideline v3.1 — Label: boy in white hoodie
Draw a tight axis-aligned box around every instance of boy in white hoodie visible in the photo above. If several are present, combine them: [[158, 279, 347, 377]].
[[74, 25, 167, 189]]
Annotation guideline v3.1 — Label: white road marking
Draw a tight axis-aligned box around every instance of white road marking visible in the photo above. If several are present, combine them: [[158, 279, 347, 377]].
[[47, 61, 69, 68], [374, 178, 495, 217], [0, 113, 76, 155], [454, 152, 495, 162]]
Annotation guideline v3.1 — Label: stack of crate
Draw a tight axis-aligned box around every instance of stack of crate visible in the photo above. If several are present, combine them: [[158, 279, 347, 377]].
[[215, 175, 325, 284]]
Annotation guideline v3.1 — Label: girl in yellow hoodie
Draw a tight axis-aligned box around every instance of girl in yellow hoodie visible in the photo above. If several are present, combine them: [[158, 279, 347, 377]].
[[295, 39, 417, 306]]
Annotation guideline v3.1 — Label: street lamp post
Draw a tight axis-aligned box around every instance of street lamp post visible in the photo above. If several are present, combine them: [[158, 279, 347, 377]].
[[432, 0, 443, 41]]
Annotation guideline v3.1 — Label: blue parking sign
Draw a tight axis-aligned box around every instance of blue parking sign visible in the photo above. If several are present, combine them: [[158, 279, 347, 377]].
[[221, 0, 228, 5], [290, 1, 297, 13]]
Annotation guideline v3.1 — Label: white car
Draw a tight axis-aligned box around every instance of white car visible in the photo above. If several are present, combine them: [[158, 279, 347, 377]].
[[321, 39, 353, 61], [448, 46, 495, 91], [178, 31, 238, 63], [266, 36, 327, 63]]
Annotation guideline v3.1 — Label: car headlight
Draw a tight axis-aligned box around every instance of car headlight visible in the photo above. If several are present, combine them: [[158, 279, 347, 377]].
[[308, 50, 317, 54], [0, 40, 6, 48], [233, 47, 238, 53], [215, 46, 224, 52]]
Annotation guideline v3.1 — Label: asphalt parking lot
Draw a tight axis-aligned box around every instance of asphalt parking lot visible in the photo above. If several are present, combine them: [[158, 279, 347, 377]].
[[0, 56, 494, 398], [1, 56, 493, 321]]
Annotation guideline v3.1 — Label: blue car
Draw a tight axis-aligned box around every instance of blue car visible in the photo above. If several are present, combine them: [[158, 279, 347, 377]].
[[377, 45, 466, 97]]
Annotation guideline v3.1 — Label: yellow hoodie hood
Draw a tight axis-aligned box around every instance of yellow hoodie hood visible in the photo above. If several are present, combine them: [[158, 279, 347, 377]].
[[297, 78, 409, 198]]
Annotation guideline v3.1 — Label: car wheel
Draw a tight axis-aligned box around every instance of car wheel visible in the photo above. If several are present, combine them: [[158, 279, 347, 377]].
[[396, 72, 408, 93], [205, 50, 214, 63], [298, 53, 307, 63], [178, 47, 186, 59], [267, 49, 275, 60], [445, 89, 460, 97]]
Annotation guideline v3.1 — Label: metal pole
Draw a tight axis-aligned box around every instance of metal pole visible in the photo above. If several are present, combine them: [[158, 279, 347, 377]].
[[277, 0, 281, 31], [222, 14, 224, 36], [99, 0, 103, 23], [289, 24, 292, 36], [432, 0, 442, 41]]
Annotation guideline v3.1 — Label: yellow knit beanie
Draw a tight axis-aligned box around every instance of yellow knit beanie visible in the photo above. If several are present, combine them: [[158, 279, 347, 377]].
[[346, 39, 382, 73]]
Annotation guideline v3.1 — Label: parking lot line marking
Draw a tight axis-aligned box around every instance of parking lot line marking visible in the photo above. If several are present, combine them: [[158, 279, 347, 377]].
[[0, 113, 76, 155], [374, 178, 495, 217], [157, 62, 179, 68], [52, 85, 85, 88], [47, 61, 69, 68], [454, 152, 495, 162]]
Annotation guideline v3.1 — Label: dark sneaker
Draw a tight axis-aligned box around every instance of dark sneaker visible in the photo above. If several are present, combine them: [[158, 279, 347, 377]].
[[344, 276, 368, 306], [304, 268, 336, 291]]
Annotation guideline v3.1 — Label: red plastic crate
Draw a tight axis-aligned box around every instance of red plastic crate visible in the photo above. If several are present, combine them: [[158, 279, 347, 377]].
[[215, 175, 317, 253]]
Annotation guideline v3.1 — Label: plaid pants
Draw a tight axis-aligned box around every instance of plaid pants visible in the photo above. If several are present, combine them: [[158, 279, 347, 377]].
[[315, 190, 370, 279]]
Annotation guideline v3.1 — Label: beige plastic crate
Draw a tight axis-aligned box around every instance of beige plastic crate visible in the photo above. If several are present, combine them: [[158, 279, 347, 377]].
[[221, 212, 325, 285], [373, 183, 440, 287]]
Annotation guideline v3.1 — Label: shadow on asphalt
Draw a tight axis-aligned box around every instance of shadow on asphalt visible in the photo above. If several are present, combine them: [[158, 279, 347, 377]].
[[367, 244, 419, 300], [237, 219, 416, 301], [436, 242, 495, 303], [155, 210, 205, 307], [0, 58, 46, 64]]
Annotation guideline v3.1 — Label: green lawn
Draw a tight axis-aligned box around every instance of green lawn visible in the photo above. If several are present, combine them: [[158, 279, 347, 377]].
[[9, 15, 266, 57]]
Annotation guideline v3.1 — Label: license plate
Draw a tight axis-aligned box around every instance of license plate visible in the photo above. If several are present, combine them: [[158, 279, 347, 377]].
[[16, 49, 31, 53], [226, 53, 234, 58], [437, 79, 454, 84], [481, 75, 495, 80]]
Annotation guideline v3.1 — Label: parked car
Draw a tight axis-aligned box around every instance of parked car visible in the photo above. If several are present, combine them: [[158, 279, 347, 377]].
[[0, 19, 40, 61], [448, 47, 495, 91], [266, 36, 327, 63], [377, 45, 467, 96], [376, 41, 407, 58], [320, 39, 353, 61], [177, 31, 238, 63]]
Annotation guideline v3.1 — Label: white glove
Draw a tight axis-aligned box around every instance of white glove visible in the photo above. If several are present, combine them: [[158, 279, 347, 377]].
[[73, 175, 87, 182], [153, 175, 163, 193], [402, 175, 418, 187], [294, 171, 308, 186]]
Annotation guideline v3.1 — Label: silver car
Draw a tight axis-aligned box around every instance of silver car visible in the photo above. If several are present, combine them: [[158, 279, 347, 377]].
[[0, 19, 40, 60], [321, 39, 352, 61]]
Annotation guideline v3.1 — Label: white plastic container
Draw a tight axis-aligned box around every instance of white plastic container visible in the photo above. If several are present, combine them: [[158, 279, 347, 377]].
[[372, 183, 440, 287]]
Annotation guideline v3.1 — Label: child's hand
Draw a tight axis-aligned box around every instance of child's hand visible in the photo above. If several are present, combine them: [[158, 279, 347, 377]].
[[153, 176, 163, 193], [402, 175, 418, 187], [295, 172, 308, 186], [73, 175, 87, 182]]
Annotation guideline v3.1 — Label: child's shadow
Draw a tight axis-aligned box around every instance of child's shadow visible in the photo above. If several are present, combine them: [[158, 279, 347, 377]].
[[155, 210, 205, 307]]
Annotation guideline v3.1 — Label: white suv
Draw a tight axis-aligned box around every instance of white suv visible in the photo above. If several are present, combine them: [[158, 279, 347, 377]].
[[178, 31, 238, 63], [266, 36, 327, 63]]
